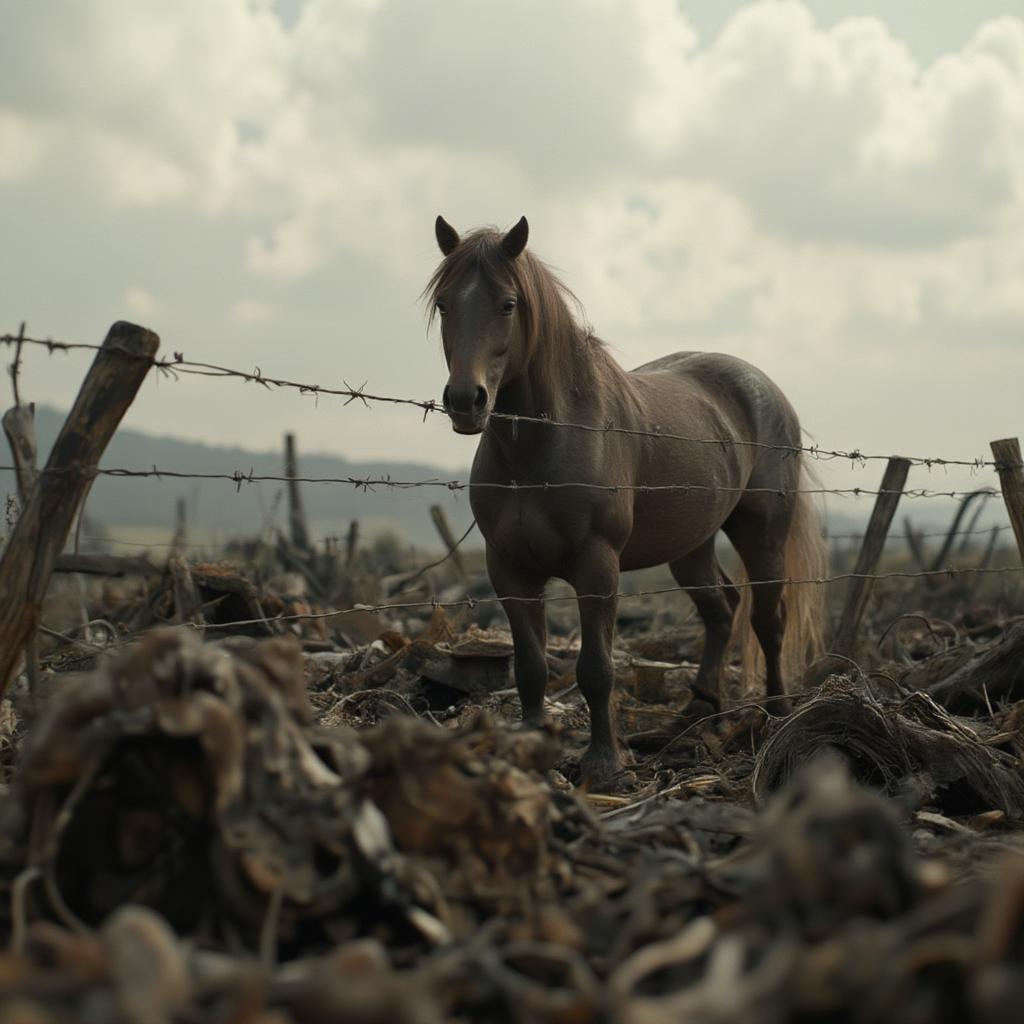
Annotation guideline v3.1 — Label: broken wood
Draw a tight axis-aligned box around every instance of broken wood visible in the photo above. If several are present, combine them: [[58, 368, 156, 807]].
[[345, 519, 359, 568], [284, 432, 310, 554], [2, 402, 39, 501], [926, 622, 1024, 713], [829, 457, 911, 660], [171, 497, 187, 553], [54, 552, 161, 577], [990, 437, 1024, 566], [3, 397, 40, 703], [0, 321, 159, 698], [168, 554, 204, 625], [429, 504, 466, 579]]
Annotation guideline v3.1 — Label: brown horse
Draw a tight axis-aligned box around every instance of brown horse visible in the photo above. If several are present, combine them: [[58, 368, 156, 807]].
[[427, 215, 826, 783]]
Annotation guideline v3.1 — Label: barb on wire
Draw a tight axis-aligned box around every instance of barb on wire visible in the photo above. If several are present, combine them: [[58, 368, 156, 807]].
[[1, 330, 1012, 471]]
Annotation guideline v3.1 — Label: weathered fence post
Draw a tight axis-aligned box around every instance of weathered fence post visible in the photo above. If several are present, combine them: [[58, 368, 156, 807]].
[[171, 496, 188, 553], [2, 398, 40, 701], [990, 438, 1024, 566], [429, 504, 466, 579], [2, 403, 39, 500], [345, 519, 359, 568], [284, 432, 310, 553], [829, 456, 911, 660], [0, 321, 159, 697]]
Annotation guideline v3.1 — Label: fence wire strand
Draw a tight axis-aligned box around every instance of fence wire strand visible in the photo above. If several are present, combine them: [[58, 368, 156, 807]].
[[0, 463, 1005, 502], [2, 330, 1014, 472], [177, 564, 1024, 634]]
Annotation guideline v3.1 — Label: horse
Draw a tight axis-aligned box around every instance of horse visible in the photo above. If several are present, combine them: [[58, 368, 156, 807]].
[[426, 215, 827, 784]]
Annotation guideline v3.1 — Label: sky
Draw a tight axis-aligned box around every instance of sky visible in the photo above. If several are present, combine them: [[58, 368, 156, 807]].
[[1, 0, 1023, 515]]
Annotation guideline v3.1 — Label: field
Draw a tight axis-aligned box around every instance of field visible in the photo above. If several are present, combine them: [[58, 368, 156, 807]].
[[0, 503, 1022, 1023]]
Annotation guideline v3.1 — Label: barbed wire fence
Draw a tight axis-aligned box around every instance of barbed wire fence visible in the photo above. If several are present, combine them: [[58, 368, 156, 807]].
[[0, 323, 1021, 668]]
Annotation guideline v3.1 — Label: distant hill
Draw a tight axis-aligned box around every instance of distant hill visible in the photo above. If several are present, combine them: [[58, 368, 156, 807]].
[[0, 406, 474, 550]]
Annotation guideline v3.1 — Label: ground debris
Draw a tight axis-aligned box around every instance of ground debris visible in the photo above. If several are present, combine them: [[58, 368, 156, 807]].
[[2, 563, 1024, 1021]]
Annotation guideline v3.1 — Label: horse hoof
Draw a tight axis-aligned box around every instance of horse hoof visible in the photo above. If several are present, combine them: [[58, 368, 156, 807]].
[[580, 747, 623, 790], [683, 697, 719, 724]]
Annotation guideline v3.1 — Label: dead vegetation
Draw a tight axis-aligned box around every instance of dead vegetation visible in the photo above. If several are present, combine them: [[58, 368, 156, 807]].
[[0, 524, 1021, 1024]]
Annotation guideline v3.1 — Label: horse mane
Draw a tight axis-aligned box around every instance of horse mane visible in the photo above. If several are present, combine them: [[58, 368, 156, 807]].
[[424, 228, 617, 396]]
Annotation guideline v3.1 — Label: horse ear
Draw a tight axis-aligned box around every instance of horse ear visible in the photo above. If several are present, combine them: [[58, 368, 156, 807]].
[[501, 216, 529, 259], [435, 215, 460, 256]]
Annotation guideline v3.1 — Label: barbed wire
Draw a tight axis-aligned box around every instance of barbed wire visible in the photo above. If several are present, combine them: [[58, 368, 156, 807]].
[[178, 564, 1024, 633], [826, 523, 1015, 544], [0, 462, 1003, 500], [2, 331, 1014, 472], [67, 521, 1014, 559]]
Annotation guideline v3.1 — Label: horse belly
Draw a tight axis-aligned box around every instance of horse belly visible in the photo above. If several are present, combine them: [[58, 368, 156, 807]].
[[619, 487, 740, 572]]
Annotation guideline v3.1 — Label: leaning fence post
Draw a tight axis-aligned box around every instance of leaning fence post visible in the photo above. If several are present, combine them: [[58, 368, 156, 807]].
[[429, 504, 466, 579], [990, 437, 1024, 566], [0, 321, 159, 698], [829, 456, 911, 661]]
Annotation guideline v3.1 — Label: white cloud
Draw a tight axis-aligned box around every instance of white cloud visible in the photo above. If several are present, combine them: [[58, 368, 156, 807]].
[[0, 114, 47, 183], [123, 285, 162, 318], [229, 298, 275, 324], [633, 3, 1024, 246]]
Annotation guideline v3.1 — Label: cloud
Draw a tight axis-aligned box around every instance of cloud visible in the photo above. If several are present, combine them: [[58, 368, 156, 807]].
[[640, 2, 1024, 246], [229, 298, 275, 324], [0, 114, 47, 184], [123, 285, 162, 318]]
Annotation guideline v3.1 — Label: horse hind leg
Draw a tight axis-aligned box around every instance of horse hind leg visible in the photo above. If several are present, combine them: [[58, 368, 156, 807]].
[[668, 538, 739, 713], [723, 499, 793, 713]]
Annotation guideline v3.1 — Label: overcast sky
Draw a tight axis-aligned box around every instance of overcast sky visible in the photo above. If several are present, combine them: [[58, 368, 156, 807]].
[[1, 0, 1023, 510]]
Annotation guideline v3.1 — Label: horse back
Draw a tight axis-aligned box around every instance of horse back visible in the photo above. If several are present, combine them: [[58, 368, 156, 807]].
[[629, 350, 800, 449]]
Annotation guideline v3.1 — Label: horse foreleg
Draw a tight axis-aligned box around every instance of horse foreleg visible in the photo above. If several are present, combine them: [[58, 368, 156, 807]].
[[573, 546, 622, 785], [487, 550, 549, 725]]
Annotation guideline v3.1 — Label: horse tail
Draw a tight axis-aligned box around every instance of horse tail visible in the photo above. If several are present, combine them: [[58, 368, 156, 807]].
[[736, 457, 829, 695]]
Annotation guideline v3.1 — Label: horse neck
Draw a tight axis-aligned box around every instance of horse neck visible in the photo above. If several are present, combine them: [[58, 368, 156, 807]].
[[496, 324, 611, 424], [485, 320, 627, 470]]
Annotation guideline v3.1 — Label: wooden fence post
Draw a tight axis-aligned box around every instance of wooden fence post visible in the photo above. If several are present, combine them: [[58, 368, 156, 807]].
[[990, 438, 1024, 566], [284, 432, 310, 553], [429, 504, 466, 579], [345, 519, 359, 568], [829, 456, 911, 660], [171, 497, 187, 553], [0, 321, 159, 697]]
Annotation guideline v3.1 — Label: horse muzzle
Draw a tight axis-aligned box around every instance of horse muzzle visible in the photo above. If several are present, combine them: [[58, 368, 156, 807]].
[[443, 383, 490, 435]]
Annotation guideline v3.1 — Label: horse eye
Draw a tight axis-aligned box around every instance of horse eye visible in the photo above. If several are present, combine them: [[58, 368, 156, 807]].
[[435, 301, 447, 316], [501, 298, 517, 315]]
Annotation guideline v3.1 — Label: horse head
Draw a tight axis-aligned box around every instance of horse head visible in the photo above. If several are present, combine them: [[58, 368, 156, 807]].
[[430, 215, 530, 435]]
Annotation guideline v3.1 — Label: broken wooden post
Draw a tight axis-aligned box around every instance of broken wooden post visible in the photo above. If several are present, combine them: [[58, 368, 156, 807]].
[[990, 438, 1024, 566], [829, 456, 911, 660], [2, 403, 39, 501], [168, 553, 203, 625], [0, 321, 159, 698], [345, 519, 359, 568], [429, 504, 466, 579], [2, 397, 40, 703], [284, 432, 310, 553], [171, 497, 187, 553]]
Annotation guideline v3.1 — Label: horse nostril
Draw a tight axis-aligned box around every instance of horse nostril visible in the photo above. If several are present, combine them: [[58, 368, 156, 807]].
[[442, 384, 452, 411], [473, 386, 487, 411]]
